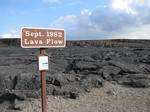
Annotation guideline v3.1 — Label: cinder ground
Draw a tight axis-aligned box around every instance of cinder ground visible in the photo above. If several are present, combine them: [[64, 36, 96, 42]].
[[18, 81, 150, 112], [0, 40, 150, 112]]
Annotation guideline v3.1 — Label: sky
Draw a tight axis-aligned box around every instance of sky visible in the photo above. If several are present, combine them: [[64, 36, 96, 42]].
[[0, 0, 150, 40]]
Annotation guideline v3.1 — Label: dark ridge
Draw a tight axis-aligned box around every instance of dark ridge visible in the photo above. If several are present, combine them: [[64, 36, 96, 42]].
[[0, 39, 20, 47], [0, 38, 150, 48]]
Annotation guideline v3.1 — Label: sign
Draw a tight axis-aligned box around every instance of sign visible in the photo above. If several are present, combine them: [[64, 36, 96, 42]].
[[21, 27, 66, 112], [38, 56, 49, 71], [21, 27, 66, 48]]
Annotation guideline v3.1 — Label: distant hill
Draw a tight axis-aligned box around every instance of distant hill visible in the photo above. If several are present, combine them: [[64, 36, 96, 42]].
[[0, 38, 20, 47], [0, 38, 150, 48]]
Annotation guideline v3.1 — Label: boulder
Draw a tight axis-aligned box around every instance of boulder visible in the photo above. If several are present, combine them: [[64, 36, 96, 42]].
[[135, 55, 150, 64], [80, 75, 104, 89], [13, 99, 27, 110], [46, 73, 76, 87], [0, 74, 16, 90], [15, 73, 40, 90], [73, 61, 97, 71], [116, 74, 150, 88], [123, 78, 150, 88], [0, 92, 25, 104], [108, 61, 147, 73], [99, 65, 121, 80], [52, 84, 81, 99]]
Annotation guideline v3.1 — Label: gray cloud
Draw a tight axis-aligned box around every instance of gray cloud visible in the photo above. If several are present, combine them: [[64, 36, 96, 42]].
[[50, 0, 150, 40], [90, 7, 138, 31]]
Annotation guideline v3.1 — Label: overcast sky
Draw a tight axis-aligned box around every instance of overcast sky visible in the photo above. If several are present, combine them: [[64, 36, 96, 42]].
[[0, 0, 150, 40]]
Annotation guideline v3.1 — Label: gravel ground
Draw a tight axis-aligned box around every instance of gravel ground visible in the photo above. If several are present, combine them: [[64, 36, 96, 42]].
[[0, 46, 150, 112], [21, 81, 150, 112]]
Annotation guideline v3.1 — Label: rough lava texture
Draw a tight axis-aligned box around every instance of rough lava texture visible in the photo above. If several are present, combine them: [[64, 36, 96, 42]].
[[0, 39, 150, 111]]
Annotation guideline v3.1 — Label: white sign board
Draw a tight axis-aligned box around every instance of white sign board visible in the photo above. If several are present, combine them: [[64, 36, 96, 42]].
[[38, 56, 49, 71]]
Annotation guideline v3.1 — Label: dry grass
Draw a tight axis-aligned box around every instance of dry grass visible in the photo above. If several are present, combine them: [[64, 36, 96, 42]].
[[24, 82, 150, 112]]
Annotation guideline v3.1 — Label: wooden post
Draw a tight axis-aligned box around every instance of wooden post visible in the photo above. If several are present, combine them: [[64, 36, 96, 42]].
[[40, 48, 47, 112]]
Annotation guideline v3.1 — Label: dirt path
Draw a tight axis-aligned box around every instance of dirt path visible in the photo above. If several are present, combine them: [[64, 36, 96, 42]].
[[25, 82, 150, 112]]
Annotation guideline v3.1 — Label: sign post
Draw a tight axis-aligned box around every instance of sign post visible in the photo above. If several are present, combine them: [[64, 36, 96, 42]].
[[39, 48, 47, 112], [21, 27, 66, 112]]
